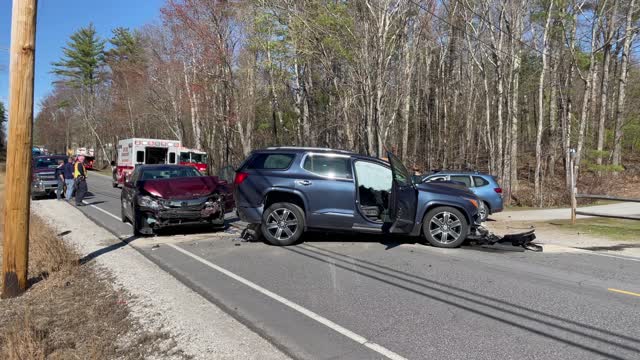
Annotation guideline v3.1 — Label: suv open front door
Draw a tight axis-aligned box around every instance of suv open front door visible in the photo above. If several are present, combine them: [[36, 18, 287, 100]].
[[386, 152, 418, 234]]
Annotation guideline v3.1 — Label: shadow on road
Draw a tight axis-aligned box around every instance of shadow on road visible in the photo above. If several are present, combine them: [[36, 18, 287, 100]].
[[283, 243, 639, 359], [299, 232, 422, 250], [79, 235, 138, 265], [578, 243, 640, 251]]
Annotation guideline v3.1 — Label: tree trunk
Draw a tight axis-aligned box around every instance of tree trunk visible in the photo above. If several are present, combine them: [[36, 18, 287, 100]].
[[612, 0, 637, 168], [597, 0, 618, 169], [534, 2, 553, 205]]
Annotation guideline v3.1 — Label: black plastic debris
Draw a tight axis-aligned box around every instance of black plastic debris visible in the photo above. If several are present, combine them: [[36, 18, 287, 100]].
[[468, 226, 542, 252]]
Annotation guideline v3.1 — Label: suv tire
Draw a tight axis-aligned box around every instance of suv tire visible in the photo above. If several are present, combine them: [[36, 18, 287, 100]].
[[422, 206, 468, 248], [261, 202, 305, 246]]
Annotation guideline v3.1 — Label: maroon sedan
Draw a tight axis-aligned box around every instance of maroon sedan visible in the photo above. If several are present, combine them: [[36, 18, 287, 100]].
[[120, 165, 234, 235]]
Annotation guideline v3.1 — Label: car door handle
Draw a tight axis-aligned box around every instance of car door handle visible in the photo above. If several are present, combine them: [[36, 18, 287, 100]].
[[297, 180, 312, 186]]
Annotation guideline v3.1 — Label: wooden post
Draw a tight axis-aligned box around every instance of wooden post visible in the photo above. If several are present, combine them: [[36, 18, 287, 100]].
[[569, 149, 577, 225], [2, 0, 38, 298]]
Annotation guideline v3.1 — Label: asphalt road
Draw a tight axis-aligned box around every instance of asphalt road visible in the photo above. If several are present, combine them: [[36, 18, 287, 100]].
[[67, 172, 640, 360]]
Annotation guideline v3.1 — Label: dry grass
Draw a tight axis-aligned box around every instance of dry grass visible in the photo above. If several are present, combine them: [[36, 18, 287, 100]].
[[0, 165, 186, 359]]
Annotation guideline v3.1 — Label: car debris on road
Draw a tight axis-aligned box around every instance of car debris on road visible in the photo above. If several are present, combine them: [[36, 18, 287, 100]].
[[469, 226, 541, 252]]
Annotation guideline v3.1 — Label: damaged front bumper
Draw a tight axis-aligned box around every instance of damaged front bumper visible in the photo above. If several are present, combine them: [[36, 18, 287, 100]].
[[468, 226, 542, 252], [139, 195, 225, 230]]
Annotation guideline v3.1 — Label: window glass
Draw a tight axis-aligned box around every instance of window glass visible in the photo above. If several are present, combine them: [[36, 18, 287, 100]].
[[427, 176, 447, 182], [130, 168, 141, 183], [303, 155, 352, 179], [136, 151, 144, 163], [387, 153, 412, 186], [354, 161, 392, 191], [35, 157, 65, 169], [247, 153, 295, 170], [169, 152, 176, 164], [191, 153, 206, 163], [473, 176, 490, 187], [180, 152, 190, 162], [140, 167, 201, 180], [450, 175, 472, 187]]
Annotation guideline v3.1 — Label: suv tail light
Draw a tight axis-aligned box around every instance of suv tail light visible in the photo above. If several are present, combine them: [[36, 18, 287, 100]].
[[234, 172, 249, 186], [494, 187, 503, 194]]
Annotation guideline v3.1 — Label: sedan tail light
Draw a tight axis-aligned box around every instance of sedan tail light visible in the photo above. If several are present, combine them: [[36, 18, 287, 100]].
[[234, 172, 249, 186], [494, 187, 503, 194]]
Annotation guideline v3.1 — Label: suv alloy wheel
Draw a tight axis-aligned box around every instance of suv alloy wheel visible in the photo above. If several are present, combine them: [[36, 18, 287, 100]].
[[261, 202, 305, 246], [422, 206, 469, 248]]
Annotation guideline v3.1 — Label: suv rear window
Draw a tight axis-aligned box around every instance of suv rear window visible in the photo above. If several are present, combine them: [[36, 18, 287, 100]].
[[450, 175, 472, 187], [246, 153, 295, 170], [473, 176, 490, 187]]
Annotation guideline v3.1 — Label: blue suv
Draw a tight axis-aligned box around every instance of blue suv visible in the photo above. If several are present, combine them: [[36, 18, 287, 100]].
[[422, 172, 503, 222], [234, 148, 481, 247]]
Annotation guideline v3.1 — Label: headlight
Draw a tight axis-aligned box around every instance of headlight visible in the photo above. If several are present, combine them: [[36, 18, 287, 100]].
[[138, 196, 162, 210], [465, 198, 479, 208]]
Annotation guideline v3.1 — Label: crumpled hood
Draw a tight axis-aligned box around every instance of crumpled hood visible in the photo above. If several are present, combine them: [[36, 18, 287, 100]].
[[142, 176, 221, 200], [416, 182, 476, 198]]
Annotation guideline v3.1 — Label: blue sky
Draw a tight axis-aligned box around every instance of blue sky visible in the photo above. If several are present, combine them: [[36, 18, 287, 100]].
[[0, 0, 165, 113]]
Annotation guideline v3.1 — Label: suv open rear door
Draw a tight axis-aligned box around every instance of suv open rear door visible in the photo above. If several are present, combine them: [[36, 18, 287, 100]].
[[387, 152, 418, 234]]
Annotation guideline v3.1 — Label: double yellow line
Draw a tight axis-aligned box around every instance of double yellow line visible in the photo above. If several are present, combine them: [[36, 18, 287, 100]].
[[608, 288, 640, 297]]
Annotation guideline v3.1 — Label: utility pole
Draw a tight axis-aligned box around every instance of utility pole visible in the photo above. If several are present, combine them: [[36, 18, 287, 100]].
[[2, 0, 38, 298], [570, 149, 577, 225]]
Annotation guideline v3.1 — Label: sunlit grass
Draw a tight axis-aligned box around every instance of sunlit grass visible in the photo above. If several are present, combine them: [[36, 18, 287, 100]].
[[547, 218, 640, 241]]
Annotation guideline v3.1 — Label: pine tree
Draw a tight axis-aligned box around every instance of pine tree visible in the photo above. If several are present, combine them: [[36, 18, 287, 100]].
[[52, 23, 106, 91], [106, 27, 145, 65]]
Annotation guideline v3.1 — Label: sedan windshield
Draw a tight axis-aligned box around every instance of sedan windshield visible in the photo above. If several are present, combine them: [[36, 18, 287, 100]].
[[140, 167, 202, 180]]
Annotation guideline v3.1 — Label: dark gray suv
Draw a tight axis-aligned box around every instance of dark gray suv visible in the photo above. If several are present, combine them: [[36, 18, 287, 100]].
[[233, 147, 481, 247]]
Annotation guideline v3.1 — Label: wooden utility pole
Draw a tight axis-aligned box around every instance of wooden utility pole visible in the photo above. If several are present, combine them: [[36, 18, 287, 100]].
[[570, 149, 577, 225], [2, 0, 38, 298]]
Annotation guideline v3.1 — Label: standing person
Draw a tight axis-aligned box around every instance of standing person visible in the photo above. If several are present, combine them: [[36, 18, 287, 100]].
[[63, 156, 75, 201], [74, 155, 88, 206], [54, 159, 65, 200]]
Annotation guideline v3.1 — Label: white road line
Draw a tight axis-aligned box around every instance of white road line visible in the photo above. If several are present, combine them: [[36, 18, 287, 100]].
[[82, 200, 132, 227], [167, 243, 407, 360]]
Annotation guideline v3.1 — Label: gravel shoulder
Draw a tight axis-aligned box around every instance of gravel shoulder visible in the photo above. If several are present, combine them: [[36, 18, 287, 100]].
[[31, 199, 289, 360]]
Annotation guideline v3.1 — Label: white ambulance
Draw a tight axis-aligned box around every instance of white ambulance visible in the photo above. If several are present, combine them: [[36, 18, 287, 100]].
[[114, 138, 182, 187]]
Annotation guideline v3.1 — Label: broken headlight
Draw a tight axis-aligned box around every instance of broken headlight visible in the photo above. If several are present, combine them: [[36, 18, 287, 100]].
[[138, 195, 163, 210]]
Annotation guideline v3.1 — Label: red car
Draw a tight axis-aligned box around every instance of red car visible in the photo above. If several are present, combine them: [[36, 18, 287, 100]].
[[120, 165, 234, 235]]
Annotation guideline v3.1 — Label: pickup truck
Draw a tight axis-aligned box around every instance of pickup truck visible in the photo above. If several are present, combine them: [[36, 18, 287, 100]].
[[31, 155, 66, 199]]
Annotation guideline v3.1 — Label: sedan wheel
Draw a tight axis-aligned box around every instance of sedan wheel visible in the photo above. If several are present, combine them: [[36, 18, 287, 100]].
[[261, 202, 305, 246], [423, 206, 469, 248]]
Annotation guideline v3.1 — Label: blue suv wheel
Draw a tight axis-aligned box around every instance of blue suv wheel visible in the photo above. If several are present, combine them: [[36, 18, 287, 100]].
[[261, 202, 305, 246]]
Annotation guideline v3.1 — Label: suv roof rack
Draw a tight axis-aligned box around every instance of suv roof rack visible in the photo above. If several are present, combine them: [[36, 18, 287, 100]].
[[264, 146, 356, 155], [430, 169, 481, 174]]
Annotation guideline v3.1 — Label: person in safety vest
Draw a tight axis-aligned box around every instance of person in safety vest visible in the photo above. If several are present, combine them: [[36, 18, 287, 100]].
[[74, 155, 88, 206]]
